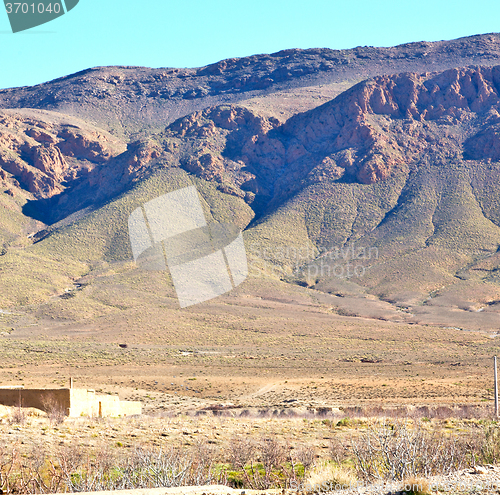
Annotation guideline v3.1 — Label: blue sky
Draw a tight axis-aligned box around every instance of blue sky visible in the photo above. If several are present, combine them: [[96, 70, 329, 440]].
[[1, 0, 500, 89]]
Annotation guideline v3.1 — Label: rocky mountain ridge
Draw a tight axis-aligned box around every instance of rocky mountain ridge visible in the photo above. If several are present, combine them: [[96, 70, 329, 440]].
[[155, 65, 500, 215], [1, 33, 500, 137], [3, 64, 500, 228]]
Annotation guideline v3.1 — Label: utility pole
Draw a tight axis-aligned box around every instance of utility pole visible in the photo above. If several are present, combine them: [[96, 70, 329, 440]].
[[495, 356, 499, 419]]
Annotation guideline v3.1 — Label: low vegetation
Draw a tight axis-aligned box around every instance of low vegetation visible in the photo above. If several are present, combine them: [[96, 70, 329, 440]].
[[1, 415, 499, 494]]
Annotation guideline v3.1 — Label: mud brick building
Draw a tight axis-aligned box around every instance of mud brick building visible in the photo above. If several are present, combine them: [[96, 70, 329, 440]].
[[0, 379, 141, 417]]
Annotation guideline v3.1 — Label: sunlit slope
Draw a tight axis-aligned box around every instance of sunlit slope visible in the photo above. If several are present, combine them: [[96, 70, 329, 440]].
[[0, 166, 254, 307]]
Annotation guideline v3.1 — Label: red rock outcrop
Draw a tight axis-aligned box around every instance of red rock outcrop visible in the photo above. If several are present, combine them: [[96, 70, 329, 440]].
[[166, 106, 280, 196], [464, 125, 500, 161], [5, 65, 500, 224], [363, 66, 500, 119], [88, 139, 164, 190], [0, 111, 126, 199], [33, 145, 68, 180], [0, 152, 64, 198], [56, 128, 116, 163], [183, 153, 225, 181], [164, 66, 500, 209], [278, 66, 500, 185]]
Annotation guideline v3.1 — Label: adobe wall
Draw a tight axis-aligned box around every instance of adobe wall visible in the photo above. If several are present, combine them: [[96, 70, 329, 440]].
[[68, 388, 96, 417], [0, 387, 141, 418], [0, 388, 71, 415], [118, 400, 142, 416], [69, 389, 121, 417], [69, 389, 141, 417]]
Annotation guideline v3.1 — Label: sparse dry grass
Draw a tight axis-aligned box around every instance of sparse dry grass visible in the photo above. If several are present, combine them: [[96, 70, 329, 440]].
[[1, 268, 499, 411], [305, 461, 357, 491], [0, 415, 498, 493]]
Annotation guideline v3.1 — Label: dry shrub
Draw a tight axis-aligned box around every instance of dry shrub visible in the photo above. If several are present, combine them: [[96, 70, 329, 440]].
[[228, 436, 255, 470], [1, 419, 499, 493], [228, 436, 259, 489], [304, 461, 357, 492], [42, 394, 66, 425], [0, 444, 15, 494], [260, 437, 287, 474], [480, 423, 500, 464], [295, 445, 316, 470], [227, 435, 291, 490], [328, 436, 349, 465], [260, 437, 287, 488], [190, 438, 218, 486], [350, 419, 471, 481], [9, 403, 26, 425], [57, 443, 109, 492], [0, 442, 63, 494], [58, 443, 220, 491]]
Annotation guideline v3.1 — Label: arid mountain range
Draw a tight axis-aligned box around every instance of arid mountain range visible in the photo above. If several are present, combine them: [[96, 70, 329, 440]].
[[1, 33, 500, 137], [0, 33, 500, 335]]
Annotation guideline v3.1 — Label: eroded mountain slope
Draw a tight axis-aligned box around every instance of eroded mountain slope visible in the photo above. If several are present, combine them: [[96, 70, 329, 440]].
[[1, 64, 500, 331]]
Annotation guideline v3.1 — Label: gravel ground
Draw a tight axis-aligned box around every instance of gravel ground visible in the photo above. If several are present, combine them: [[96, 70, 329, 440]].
[[44, 466, 500, 495], [311, 465, 500, 494]]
